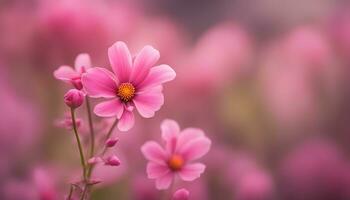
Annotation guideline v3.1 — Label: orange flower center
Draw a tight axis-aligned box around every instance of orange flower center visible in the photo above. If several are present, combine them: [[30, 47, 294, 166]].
[[117, 82, 135, 102], [168, 154, 184, 171]]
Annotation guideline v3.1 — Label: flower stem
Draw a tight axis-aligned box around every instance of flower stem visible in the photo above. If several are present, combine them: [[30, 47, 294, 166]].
[[86, 118, 119, 178], [85, 97, 95, 159], [67, 184, 74, 200], [71, 108, 87, 181]]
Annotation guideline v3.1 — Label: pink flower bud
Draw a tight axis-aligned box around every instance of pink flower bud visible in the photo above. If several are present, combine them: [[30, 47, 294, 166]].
[[64, 89, 84, 109], [71, 77, 83, 90], [172, 188, 190, 200], [105, 155, 121, 166], [88, 157, 102, 165], [105, 138, 119, 147]]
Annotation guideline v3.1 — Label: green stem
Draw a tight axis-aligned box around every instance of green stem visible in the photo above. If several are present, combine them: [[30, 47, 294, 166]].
[[71, 108, 87, 181], [85, 97, 95, 159]]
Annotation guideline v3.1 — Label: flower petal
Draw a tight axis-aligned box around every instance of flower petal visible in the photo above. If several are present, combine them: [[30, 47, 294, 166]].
[[141, 141, 167, 164], [133, 89, 164, 118], [75, 53, 91, 73], [178, 163, 206, 181], [117, 108, 134, 131], [138, 64, 176, 91], [81, 68, 118, 98], [161, 119, 180, 141], [177, 128, 205, 150], [131, 45, 160, 85], [172, 188, 190, 200], [155, 172, 174, 190], [94, 99, 124, 118], [146, 162, 170, 179], [53, 65, 79, 81], [108, 41, 132, 83], [178, 137, 211, 161]]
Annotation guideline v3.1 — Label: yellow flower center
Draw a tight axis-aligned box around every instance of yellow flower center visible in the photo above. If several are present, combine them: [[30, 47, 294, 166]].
[[117, 82, 135, 102], [168, 154, 184, 171]]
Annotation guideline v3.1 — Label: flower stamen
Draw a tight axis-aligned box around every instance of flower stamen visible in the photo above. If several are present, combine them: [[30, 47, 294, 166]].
[[168, 154, 184, 171], [117, 82, 135, 102]]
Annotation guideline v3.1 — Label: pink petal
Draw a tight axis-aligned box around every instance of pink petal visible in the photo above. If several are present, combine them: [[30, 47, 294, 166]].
[[108, 41, 132, 83], [141, 141, 167, 164], [131, 45, 160, 85], [138, 64, 176, 91], [117, 108, 134, 131], [178, 137, 211, 161], [177, 128, 205, 150], [172, 188, 190, 200], [133, 89, 164, 118], [94, 99, 124, 118], [74, 53, 91, 73], [53, 65, 79, 81], [178, 163, 206, 181], [155, 172, 174, 190], [81, 68, 118, 98], [161, 119, 180, 141], [146, 162, 170, 179]]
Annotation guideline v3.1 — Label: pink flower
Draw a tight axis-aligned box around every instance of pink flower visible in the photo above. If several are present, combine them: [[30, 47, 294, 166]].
[[54, 53, 91, 90], [105, 155, 121, 166], [64, 89, 85, 109], [172, 188, 190, 200], [81, 41, 176, 131], [141, 119, 211, 190], [105, 138, 119, 147], [54, 112, 82, 130]]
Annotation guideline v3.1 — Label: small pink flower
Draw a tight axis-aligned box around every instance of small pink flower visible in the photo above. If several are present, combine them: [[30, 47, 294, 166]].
[[64, 89, 85, 109], [54, 113, 82, 130], [141, 119, 211, 190], [54, 53, 91, 90], [88, 157, 103, 165], [81, 41, 176, 131], [105, 138, 119, 147], [172, 188, 190, 200], [105, 155, 121, 166]]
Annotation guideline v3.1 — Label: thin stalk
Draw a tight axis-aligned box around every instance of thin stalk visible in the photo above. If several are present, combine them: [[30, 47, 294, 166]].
[[71, 108, 87, 181], [86, 118, 119, 178], [85, 97, 95, 158], [67, 184, 74, 200]]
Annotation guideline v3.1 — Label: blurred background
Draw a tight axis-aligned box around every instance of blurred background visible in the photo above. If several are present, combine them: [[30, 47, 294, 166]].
[[1, 0, 350, 199]]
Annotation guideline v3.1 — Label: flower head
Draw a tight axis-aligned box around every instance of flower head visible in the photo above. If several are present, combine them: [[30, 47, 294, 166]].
[[82, 41, 176, 131], [54, 53, 91, 90], [141, 119, 211, 190], [64, 89, 85, 109]]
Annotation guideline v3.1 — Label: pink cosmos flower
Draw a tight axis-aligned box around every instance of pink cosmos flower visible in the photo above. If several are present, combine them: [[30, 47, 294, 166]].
[[54, 53, 91, 90], [141, 119, 211, 190], [81, 41, 176, 131]]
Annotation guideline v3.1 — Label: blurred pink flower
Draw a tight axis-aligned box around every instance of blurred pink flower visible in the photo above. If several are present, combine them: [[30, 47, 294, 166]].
[[280, 139, 350, 200], [131, 174, 160, 200], [179, 22, 252, 92], [33, 167, 59, 200], [329, 9, 350, 58], [283, 26, 332, 67], [259, 42, 318, 129], [172, 188, 190, 200], [82, 41, 176, 131], [54, 53, 91, 90], [235, 169, 274, 200], [141, 119, 211, 190], [54, 112, 82, 130]]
